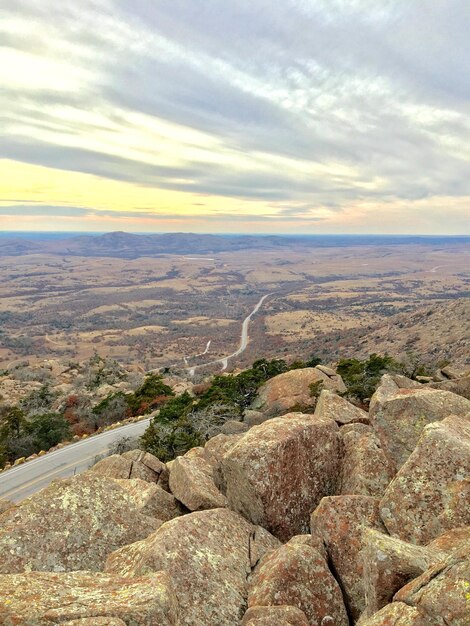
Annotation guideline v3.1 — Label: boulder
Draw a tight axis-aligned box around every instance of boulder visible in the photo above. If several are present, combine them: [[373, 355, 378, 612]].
[[0, 570, 178, 625], [380, 415, 470, 545], [248, 540, 349, 626], [427, 526, 470, 556], [361, 529, 446, 619], [106, 508, 279, 626], [394, 549, 470, 626], [122, 449, 166, 481], [287, 533, 328, 562], [251, 367, 346, 417], [0, 499, 15, 516], [169, 455, 227, 511], [220, 413, 342, 540], [220, 419, 249, 435], [0, 474, 159, 573], [369, 379, 470, 468], [358, 602, 442, 625], [315, 390, 370, 425], [340, 424, 396, 497], [89, 454, 132, 479], [241, 605, 309, 625], [243, 409, 269, 427], [113, 478, 186, 521], [310, 495, 386, 621], [428, 374, 470, 400], [203, 432, 243, 466]]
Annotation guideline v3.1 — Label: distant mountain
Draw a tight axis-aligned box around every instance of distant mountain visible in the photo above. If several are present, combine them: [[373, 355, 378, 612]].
[[1, 231, 468, 258]]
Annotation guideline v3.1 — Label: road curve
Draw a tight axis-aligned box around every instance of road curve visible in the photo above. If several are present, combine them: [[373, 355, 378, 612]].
[[188, 293, 272, 374], [0, 418, 151, 503]]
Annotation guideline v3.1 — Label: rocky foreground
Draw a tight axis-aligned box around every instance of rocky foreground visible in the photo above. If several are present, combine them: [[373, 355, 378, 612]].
[[0, 367, 469, 625]]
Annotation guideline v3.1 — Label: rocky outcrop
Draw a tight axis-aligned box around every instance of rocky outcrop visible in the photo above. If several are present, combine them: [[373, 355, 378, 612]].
[[315, 389, 370, 425], [248, 539, 349, 626], [361, 529, 445, 619], [369, 377, 470, 468], [251, 367, 346, 417], [311, 495, 386, 621], [0, 499, 14, 516], [0, 570, 178, 625], [241, 605, 309, 625], [221, 413, 342, 540], [359, 602, 442, 625], [106, 508, 279, 626], [169, 455, 227, 510], [340, 424, 396, 497], [90, 449, 166, 483], [394, 549, 470, 626], [113, 478, 185, 521], [427, 526, 470, 556], [380, 415, 470, 545], [428, 374, 470, 399], [0, 474, 159, 573]]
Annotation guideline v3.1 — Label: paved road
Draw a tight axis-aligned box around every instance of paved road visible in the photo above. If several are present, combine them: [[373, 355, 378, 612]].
[[0, 418, 151, 503], [188, 293, 272, 375]]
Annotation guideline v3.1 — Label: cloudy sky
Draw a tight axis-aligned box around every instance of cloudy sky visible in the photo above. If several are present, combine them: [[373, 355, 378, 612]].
[[1, 1, 469, 234]]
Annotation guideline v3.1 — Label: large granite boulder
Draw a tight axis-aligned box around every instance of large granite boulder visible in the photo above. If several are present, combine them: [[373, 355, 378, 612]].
[[241, 605, 309, 625], [251, 367, 346, 417], [315, 390, 370, 425], [361, 529, 445, 619], [106, 508, 280, 626], [90, 449, 166, 483], [427, 526, 470, 556], [113, 478, 185, 521], [428, 374, 470, 400], [369, 378, 470, 468], [380, 415, 470, 545], [220, 413, 342, 540], [0, 474, 159, 573], [310, 495, 386, 621], [169, 455, 227, 511], [394, 549, 470, 626], [248, 540, 348, 626], [339, 423, 396, 497], [0, 570, 178, 625], [359, 602, 442, 625]]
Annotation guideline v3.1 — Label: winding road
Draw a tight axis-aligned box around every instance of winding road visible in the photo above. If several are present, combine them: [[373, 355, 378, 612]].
[[0, 418, 151, 503], [188, 293, 272, 375]]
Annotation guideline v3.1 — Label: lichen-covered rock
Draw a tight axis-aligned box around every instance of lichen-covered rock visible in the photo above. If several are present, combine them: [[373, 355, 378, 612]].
[[251, 367, 346, 417], [358, 602, 442, 625], [241, 605, 309, 625], [427, 526, 470, 556], [0, 499, 14, 516], [428, 374, 470, 400], [220, 419, 249, 434], [394, 550, 470, 626], [169, 455, 227, 510], [369, 380, 470, 468], [315, 389, 370, 425], [339, 424, 396, 497], [90, 454, 133, 479], [310, 495, 386, 621], [361, 529, 446, 619], [106, 508, 279, 626], [221, 413, 342, 540], [0, 570, 178, 625], [380, 415, 470, 545], [60, 617, 127, 626], [248, 541, 349, 626], [122, 449, 166, 481], [0, 474, 159, 573], [203, 433, 243, 466], [287, 533, 328, 562], [113, 478, 185, 521], [243, 410, 269, 427]]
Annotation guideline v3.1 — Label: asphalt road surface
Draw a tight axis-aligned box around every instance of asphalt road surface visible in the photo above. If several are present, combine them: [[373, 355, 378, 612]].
[[0, 418, 151, 503]]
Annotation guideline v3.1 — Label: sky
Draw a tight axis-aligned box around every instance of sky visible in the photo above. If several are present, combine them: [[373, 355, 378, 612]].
[[1, 1, 469, 235]]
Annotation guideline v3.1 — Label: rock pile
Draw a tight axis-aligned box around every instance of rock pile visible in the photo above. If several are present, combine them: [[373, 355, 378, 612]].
[[0, 368, 469, 625]]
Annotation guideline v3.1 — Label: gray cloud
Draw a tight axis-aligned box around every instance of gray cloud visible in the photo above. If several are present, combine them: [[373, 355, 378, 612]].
[[1, 0, 470, 224]]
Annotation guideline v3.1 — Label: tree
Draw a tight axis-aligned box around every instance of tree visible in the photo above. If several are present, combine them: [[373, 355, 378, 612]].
[[26, 412, 71, 451], [337, 353, 402, 402]]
